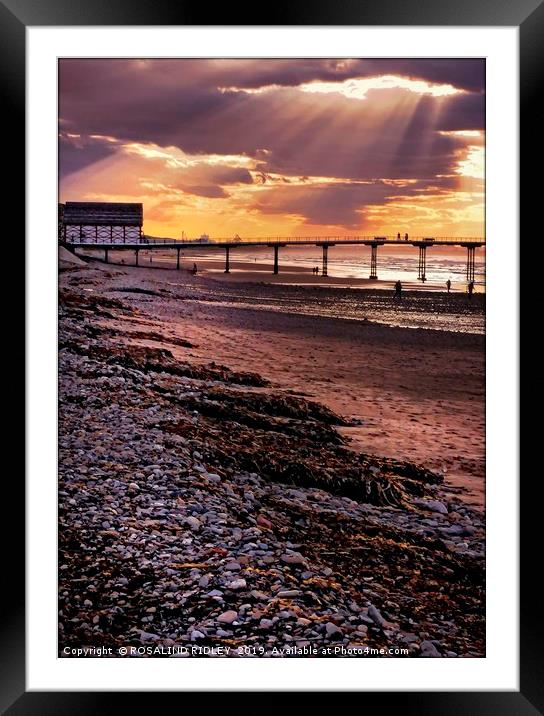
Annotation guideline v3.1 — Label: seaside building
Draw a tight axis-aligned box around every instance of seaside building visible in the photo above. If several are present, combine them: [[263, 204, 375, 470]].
[[60, 202, 143, 243]]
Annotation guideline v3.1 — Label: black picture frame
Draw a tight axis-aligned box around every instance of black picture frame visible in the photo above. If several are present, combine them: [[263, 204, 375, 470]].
[[6, 0, 537, 709]]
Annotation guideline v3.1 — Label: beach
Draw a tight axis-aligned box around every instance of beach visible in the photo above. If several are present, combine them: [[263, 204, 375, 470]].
[[58, 252, 485, 657], [71, 250, 485, 505]]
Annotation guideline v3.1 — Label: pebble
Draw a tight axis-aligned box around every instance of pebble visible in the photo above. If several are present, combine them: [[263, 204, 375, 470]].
[[420, 640, 443, 658], [325, 622, 343, 639], [416, 499, 448, 515], [280, 552, 306, 566], [368, 604, 386, 627], [217, 610, 238, 624], [185, 516, 201, 530], [228, 579, 247, 590]]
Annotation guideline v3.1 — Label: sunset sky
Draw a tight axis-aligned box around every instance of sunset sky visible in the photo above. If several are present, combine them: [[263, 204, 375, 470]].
[[59, 59, 485, 239]]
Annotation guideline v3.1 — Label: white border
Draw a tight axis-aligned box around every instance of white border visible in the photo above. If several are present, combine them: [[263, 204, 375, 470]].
[[27, 26, 519, 691]]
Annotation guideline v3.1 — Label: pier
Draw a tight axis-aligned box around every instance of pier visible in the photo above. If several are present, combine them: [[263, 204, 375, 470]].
[[59, 202, 484, 282], [62, 233, 485, 282]]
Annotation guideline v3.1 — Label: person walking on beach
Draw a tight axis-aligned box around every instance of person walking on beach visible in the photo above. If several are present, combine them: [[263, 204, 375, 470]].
[[394, 280, 402, 299], [467, 280, 474, 299], [446, 278, 451, 293], [192, 262, 198, 275]]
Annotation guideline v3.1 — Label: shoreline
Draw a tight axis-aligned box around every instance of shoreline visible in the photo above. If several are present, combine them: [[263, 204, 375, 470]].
[[76, 250, 485, 294]]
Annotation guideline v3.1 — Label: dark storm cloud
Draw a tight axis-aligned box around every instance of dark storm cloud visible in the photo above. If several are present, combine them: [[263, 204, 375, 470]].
[[59, 133, 118, 179], [251, 178, 459, 229], [251, 182, 394, 228], [437, 92, 486, 131], [59, 59, 485, 229], [59, 60, 485, 172]]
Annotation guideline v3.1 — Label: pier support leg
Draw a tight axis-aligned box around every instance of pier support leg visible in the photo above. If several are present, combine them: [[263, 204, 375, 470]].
[[466, 246, 476, 283], [104, 248, 109, 264], [135, 249, 139, 267], [273, 245, 279, 274], [369, 243, 378, 280], [322, 245, 329, 276], [418, 246, 427, 281], [176, 247, 181, 270], [123, 226, 126, 244], [225, 246, 230, 273]]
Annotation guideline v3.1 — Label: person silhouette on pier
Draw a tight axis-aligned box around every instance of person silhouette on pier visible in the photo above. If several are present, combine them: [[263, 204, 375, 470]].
[[394, 280, 402, 299], [397, 232, 401, 239], [446, 279, 451, 293], [467, 280, 474, 299], [404, 233, 409, 241]]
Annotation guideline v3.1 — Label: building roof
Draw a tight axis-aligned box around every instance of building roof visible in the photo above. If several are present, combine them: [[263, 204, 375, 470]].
[[62, 202, 143, 226]]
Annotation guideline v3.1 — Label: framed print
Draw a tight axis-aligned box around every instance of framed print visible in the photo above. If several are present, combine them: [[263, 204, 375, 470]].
[[6, 0, 538, 708]]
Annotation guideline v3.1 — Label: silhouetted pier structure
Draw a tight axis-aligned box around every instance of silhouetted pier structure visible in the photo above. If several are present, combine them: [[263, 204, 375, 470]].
[[64, 234, 485, 281], [60, 205, 484, 282]]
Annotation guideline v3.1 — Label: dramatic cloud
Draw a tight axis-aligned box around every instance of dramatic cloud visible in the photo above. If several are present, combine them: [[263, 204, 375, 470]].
[[59, 58, 485, 237]]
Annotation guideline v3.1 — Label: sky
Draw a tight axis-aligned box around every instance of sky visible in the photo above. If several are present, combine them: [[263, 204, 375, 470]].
[[59, 59, 485, 239]]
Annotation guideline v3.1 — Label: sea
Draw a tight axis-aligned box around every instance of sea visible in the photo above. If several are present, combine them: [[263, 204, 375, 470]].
[[179, 243, 485, 289]]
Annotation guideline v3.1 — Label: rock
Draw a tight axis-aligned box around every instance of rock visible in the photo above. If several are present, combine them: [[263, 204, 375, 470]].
[[207, 590, 223, 598], [228, 578, 247, 590], [217, 610, 238, 624], [224, 562, 242, 571], [139, 630, 160, 642], [257, 515, 273, 529], [325, 622, 343, 639], [185, 516, 201, 530], [281, 552, 306, 566], [367, 604, 386, 627], [276, 590, 302, 598], [399, 632, 419, 644], [205, 473, 222, 483], [259, 618, 274, 629], [191, 630, 206, 640], [420, 640, 442, 657], [415, 499, 448, 514]]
